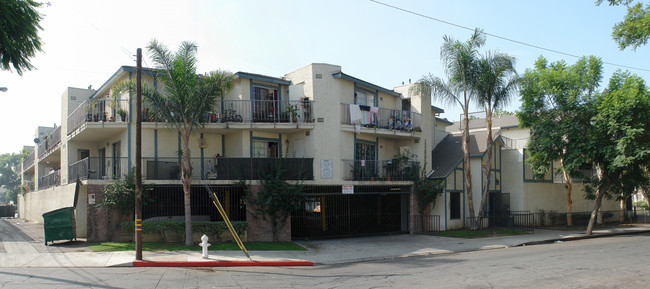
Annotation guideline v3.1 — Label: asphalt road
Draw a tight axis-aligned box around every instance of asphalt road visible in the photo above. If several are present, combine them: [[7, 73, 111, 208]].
[[1, 233, 648, 288]]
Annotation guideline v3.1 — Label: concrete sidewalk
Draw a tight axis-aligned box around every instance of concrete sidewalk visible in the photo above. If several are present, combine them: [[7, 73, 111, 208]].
[[1, 218, 649, 267]]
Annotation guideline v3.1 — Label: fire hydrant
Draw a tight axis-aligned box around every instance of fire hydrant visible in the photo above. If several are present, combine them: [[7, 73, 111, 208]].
[[199, 234, 211, 259]]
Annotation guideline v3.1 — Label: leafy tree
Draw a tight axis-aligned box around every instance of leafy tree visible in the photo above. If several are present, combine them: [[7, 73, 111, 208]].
[[0, 0, 44, 75], [412, 28, 485, 223], [475, 51, 518, 218], [597, 0, 650, 50], [113, 40, 235, 245], [0, 150, 29, 203], [492, 109, 516, 117], [519, 56, 603, 226], [242, 167, 304, 242], [585, 70, 650, 234], [407, 141, 445, 231]]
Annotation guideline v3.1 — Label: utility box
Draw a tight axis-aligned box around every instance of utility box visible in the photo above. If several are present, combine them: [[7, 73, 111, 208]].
[[42, 180, 80, 245]]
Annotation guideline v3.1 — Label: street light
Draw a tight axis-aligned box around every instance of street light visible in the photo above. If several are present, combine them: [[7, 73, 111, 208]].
[[0, 87, 7, 92]]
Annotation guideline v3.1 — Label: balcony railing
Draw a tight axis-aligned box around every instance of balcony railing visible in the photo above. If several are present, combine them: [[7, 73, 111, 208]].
[[340, 103, 422, 132], [22, 150, 35, 170], [68, 99, 130, 135], [37, 126, 61, 158], [38, 170, 61, 190], [207, 100, 314, 124], [143, 157, 314, 180], [342, 159, 420, 181], [23, 181, 34, 193], [68, 157, 129, 182]]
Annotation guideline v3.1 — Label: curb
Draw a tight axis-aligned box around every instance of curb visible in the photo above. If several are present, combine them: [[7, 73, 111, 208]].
[[133, 260, 314, 267], [516, 229, 650, 247]]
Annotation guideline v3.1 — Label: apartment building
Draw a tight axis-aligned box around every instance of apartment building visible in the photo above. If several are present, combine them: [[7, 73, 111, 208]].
[[19, 63, 447, 241]]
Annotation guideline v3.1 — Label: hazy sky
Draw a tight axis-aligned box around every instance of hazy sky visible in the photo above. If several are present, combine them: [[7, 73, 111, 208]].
[[1, 0, 649, 154]]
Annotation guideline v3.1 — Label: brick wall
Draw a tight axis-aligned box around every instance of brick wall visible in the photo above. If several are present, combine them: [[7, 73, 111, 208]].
[[245, 185, 292, 242]]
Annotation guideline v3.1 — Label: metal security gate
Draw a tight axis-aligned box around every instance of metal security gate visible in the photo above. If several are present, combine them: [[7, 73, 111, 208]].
[[291, 186, 409, 239], [143, 185, 246, 222]]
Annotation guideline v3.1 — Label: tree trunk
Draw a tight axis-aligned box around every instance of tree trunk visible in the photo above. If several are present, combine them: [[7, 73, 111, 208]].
[[462, 96, 475, 230], [478, 110, 493, 218], [560, 159, 573, 227], [181, 129, 193, 246], [619, 195, 625, 223], [586, 165, 607, 235]]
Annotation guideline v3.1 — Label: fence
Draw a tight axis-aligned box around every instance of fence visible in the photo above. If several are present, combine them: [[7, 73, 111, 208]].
[[22, 150, 35, 170], [465, 214, 536, 233], [205, 100, 314, 124], [340, 103, 422, 132], [413, 215, 440, 234], [38, 170, 61, 190], [532, 210, 623, 227], [341, 159, 419, 181], [142, 185, 246, 222], [67, 99, 130, 134]]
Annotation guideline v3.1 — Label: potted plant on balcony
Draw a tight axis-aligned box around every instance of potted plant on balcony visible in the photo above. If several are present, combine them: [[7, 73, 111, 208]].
[[286, 104, 299, 123], [117, 109, 127, 122]]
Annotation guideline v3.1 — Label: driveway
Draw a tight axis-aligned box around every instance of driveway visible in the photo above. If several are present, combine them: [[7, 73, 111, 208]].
[[0, 218, 90, 254]]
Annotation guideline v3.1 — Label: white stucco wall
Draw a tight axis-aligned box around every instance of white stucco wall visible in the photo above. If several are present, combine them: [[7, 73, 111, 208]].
[[18, 182, 87, 237]]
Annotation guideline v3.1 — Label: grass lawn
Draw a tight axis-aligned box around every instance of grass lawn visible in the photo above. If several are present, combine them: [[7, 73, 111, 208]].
[[439, 229, 531, 239], [89, 242, 305, 252]]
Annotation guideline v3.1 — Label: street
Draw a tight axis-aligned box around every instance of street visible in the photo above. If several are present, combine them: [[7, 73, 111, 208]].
[[1, 233, 648, 288]]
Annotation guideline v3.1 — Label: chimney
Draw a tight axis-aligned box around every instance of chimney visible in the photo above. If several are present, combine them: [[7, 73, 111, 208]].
[[409, 79, 411, 84]]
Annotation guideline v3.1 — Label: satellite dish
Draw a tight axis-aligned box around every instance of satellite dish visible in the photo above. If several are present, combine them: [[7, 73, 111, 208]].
[[34, 138, 41, 144]]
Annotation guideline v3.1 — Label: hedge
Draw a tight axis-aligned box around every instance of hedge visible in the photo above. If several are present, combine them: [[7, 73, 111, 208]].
[[121, 220, 248, 235]]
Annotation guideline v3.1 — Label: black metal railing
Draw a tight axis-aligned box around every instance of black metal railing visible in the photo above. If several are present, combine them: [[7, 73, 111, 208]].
[[533, 210, 622, 227], [465, 214, 536, 233], [68, 99, 130, 135], [22, 150, 35, 170], [38, 170, 61, 190], [68, 157, 129, 182], [37, 126, 61, 158], [340, 103, 422, 132], [342, 159, 419, 181], [204, 99, 314, 124], [143, 157, 314, 180], [143, 185, 247, 222], [413, 215, 440, 234]]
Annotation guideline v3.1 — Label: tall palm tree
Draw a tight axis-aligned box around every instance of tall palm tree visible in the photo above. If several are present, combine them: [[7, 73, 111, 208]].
[[115, 40, 235, 245], [413, 28, 485, 222], [474, 51, 518, 218]]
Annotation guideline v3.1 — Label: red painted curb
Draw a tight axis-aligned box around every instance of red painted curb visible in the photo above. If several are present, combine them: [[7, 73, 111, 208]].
[[133, 260, 314, 267]]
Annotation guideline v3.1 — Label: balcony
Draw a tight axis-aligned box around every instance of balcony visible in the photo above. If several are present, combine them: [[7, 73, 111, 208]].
[[341, 159, 419, 181], [38, 170, 61, 190], [143, 157, 314, 181], [67, 99, 130, 141], [68, 157, 129, 182], [22, 150, 35, 172], [37, 126, 61, 159], [210, 99, 314, 124], [340, 104, 422, 138]]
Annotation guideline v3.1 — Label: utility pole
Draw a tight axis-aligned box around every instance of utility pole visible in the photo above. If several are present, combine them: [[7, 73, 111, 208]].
[[135, 48, 143, 260]]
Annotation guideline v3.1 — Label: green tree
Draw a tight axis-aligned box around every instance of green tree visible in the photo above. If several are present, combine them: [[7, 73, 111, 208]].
[[475, 51, 518, 218], [242, 167, 304, 242], [0, 150, 29, 203], [597, 0, 650, 50], [519, 56, 603, 226], [0, 0, 43, 75], [586, 70, 650, 234], [113, 40, 235, 246], [412, 28, 485, 224]]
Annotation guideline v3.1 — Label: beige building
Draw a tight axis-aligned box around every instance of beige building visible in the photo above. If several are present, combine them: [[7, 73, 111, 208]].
[[20, 63, 448, 241]]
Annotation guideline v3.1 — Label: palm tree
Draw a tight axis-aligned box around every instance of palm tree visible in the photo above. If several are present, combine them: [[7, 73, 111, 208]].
[[412, 28, 485, 222], [0, 0, 43, 75], [115, 40, 235, 245], [474, 51, 518, 218]]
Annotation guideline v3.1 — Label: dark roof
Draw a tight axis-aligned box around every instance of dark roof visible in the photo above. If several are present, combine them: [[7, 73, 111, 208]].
[[427, 130, 499, 179], [90, 66, 159, 99], [235, 72, 291, 86], [331, 71, 401, 97], [436, 117, 453, 126], [431, 105, 445, 113], [446, 115, 519, 133]]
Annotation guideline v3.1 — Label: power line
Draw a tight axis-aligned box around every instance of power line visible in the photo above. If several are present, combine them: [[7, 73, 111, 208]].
[[369, 0, 650, 73]]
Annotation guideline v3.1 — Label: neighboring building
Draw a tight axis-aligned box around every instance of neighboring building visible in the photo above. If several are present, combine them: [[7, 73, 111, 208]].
[[19, 63, 446, 241], [426, 115, 620, 230]]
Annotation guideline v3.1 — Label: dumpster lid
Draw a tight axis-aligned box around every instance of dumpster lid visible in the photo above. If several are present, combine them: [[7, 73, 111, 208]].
[[73, 178, 81, 208]]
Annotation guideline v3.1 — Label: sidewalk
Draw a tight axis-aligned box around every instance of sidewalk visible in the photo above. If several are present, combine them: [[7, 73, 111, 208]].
[[1, 218, 649, 268]]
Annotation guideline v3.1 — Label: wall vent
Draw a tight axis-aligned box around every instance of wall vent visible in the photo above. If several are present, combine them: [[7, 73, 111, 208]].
[[315, 74, 322, 79], [317, 118, 324, 122]]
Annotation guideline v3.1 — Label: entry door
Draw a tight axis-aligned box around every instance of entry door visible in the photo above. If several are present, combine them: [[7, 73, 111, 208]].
[[112, 141, 121, 179]]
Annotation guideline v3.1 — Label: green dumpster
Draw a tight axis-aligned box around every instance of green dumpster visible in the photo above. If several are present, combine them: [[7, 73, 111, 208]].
[[42, 179, 80, 245]]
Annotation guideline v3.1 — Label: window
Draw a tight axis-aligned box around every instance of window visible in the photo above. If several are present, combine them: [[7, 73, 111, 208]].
[[355, 90, 376, 106], [523, 148, 553, 182], [450, 192, 461, 219], [354, 141, 377, 180], [252, 140, 279, 158], [253, 86, 279, 121]]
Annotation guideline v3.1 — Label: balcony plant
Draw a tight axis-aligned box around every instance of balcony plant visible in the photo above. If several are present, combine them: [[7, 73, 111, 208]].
[[117, 109, 127, 122], [286, 104, 299, 123]]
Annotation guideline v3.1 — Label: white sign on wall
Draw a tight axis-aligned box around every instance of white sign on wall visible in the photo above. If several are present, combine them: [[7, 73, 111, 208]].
[[342, 185, 354, 194], [320, 159, 333, 179]]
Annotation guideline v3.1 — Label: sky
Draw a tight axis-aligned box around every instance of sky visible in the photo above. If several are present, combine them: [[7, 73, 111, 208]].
[[1, 0, 649, 155]]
